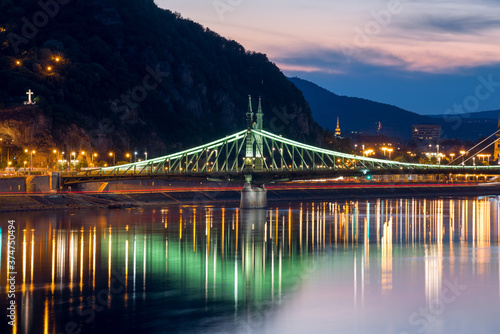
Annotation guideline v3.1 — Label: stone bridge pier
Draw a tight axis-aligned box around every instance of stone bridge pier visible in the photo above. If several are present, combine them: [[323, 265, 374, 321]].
[[240, 182, 267, 209]]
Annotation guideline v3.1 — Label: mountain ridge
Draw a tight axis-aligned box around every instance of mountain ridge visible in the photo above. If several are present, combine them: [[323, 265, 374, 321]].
[[289, 77, 497, 141]]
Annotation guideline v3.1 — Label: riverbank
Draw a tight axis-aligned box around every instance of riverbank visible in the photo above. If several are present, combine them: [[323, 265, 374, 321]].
[[1, 182, 499, 212]]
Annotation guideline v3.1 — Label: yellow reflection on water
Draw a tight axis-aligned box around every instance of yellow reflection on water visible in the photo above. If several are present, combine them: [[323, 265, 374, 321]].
[[5, 196, 500, 333], [93, 227, 96, 291], [381, 218, 393, 293], [30, 229, 34, 289], [179, 208, 183, 240], [51, 231, 55, 293], [44, 298, 49, 334], [425, 244, 443, 308], [288, 207, 291, 256], [12, 302, 17, 334], [193, 208, 196, 253], [80, 228, 84, 292], [22, 229, 26, 294], [69, 230, 74, 292], [222, 208, 225, 257], [299, 204, 303, 251]]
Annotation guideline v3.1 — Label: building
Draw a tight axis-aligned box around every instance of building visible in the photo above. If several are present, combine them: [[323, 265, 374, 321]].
[[494, 113, 500, 162], [412, 124, 441, 144]]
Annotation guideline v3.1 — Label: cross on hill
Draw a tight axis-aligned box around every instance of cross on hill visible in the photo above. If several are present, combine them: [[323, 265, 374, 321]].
[[25, 89, 35, 105]]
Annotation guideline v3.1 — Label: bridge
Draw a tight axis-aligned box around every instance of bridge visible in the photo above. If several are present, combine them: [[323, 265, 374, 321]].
[[63, 97, 500, 207]]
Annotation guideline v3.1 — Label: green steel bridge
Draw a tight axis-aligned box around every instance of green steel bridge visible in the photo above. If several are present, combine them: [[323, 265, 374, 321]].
[[63, 98, 500, 187]]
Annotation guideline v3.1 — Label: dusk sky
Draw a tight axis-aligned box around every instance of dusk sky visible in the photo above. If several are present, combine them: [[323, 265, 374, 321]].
[[156, 0, 500, 115]]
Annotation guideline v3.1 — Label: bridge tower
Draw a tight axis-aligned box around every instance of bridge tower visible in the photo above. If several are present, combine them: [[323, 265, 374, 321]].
[[244, 96, 254, 181], [494, 112, 500, 163], [241, 95, 267, 209], [254, 97, 264, 170]]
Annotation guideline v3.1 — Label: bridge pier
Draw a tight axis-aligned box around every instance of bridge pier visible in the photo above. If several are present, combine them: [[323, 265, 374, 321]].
[[240, 183, 267, 209]]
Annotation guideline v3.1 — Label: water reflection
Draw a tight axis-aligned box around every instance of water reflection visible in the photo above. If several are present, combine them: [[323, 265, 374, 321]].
[[0, 197, 499, 333]]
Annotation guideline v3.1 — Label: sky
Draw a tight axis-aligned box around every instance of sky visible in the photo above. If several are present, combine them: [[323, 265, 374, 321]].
[[155, 0, 500, 115]]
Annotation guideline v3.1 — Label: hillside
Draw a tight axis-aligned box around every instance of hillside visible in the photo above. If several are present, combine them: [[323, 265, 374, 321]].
[[289, 77, 497, 141], [0, 0, 321, 165], [430, 109, 500, 120]]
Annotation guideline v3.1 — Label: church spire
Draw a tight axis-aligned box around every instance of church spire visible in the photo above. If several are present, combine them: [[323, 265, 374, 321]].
[[335, 116, 341, 137], [256, 96, 263, 131], [246, 95, 254, 130]]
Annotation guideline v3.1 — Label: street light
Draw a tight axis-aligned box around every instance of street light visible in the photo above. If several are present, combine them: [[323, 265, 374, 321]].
[[460, 150, 466, 165], [134, 152, 137, 162], [30, 150, 35, 175], [53, 149, 59, 171], [25, 149, 35, 175], [92, 153, 98, 166], [438, 153, 444, 165], [71, 152, 76, 171], [126, 153, 131, 163], [109, 152, 115, 166], [144, 152, 148, 161], [388, 148, 393, 159]]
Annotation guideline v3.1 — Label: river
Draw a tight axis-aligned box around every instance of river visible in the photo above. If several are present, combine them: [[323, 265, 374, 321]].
[[1, 196, 500, 333]]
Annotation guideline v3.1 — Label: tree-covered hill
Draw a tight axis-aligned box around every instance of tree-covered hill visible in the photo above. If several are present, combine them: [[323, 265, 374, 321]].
[[0, 0, 321, 160]]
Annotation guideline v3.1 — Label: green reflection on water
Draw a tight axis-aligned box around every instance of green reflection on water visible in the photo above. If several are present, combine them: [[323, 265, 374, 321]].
[[0, 197, 499, 333]]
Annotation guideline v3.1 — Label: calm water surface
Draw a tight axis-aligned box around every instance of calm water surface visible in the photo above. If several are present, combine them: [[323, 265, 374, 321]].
[[1, 196, 500, 334]]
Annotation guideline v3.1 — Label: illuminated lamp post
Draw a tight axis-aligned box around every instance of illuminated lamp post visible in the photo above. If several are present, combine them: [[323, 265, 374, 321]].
[[53, 149, 59, 171], [71, 152, 76, 171], [460, 150, 466, 165], [24, 149, 35, 175]]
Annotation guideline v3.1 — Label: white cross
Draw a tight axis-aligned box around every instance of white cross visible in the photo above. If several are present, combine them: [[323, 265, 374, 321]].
[[26, 89, 34, 104]]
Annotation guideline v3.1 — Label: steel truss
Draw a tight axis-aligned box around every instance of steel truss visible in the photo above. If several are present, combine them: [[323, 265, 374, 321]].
[[63, 129, 500, 184]]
